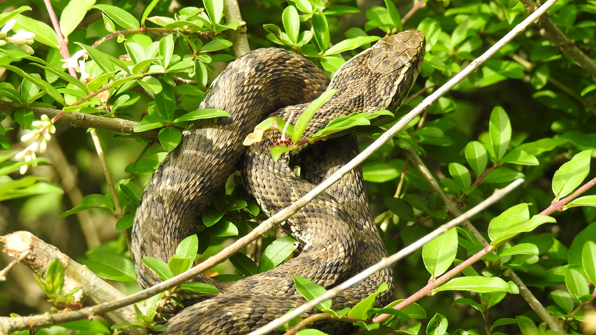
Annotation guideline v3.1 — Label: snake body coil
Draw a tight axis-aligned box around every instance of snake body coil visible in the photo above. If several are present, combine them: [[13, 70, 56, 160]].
[[131, 30, 425, 334]]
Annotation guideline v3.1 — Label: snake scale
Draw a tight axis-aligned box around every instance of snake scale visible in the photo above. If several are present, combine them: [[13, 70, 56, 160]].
[[131, 30, 425, 334]]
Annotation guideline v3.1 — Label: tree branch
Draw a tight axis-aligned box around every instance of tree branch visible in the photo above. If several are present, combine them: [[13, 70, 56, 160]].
[[519, 0, 596, 81], [255, 179, 524, 335], [0, 232, 139, 332], [0, 100, 159, 139], [223, 0, 250, 57], [404, 147, 566, 334]]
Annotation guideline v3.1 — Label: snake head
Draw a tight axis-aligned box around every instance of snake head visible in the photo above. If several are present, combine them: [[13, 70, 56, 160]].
[[327, 29, 426, 114]]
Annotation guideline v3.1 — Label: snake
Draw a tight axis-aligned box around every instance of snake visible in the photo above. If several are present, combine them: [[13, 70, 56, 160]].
[[130, 30, 425, 334]]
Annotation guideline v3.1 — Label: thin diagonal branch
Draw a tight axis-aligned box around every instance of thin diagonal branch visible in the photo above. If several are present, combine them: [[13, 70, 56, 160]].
[[274, 179, 524, 335], [404, 147, 566, 334], [519, 0, 596, 81]]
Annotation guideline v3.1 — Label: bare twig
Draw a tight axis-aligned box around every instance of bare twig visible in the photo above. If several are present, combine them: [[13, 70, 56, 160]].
[[89, 129, 131, 251], [0, 250, 31, 281]]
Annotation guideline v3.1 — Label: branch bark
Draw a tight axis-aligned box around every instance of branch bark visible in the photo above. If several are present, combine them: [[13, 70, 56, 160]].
[[0, 232, 140, 333], [520, 0, 596, 81], [0, 100, 159, 139]]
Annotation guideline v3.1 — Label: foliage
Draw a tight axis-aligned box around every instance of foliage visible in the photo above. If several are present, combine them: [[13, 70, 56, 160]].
[[1, 0, 596, 334]]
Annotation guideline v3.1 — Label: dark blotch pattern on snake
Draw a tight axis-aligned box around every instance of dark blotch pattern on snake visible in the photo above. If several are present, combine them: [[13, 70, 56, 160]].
[[131, 30, 425, 334]]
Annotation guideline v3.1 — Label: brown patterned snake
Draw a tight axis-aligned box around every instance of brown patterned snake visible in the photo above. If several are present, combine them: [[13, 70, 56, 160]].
[[131, 30, 425, 334]]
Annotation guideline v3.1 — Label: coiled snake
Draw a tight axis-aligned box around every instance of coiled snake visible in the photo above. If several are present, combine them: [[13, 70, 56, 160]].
[[131, 30, 425, 334]]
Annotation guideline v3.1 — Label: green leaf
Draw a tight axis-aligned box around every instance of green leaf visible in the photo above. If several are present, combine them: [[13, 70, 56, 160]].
[[84, 252, 137, 282], [488, 204, 529, 243], [174, 108, 230, 123], [282, 5, 300, 44], [138, 76, 163, 94], [312, 110, 392, 139], [566, 195, 596, 209], [488, 106, 511, 161], [229, 253, 257, 276], [159, 35, 175, 68], [93, 4, 140, 29], [141, 0, 161, 25], [326, 36, 384, 57], [552, 150, 592, 201], [60, 0, 96, 38], [384, 197, 415, 221], [492, 215, 556, 245], [59, 194, 114, 218], [482, 167, 524, 184], [293, 89, 337, 143], [179, 282, 219, 294], [582, 241, 596, 284], [453, 298, 486, 313], [61, 320, 110, 334], [550, 290, 575, 314], [291, 275, 332, 311], [141, 257, 173, 280], [201, 38, 233, 52], [436, 276, 514, 293], [14, 109, 33, 129], [426, 313, 448, 335], [501, 150, 539, 166], [423, 228, 458, 278], [348, 283, 387, 320], [312, 11, 330, 51], [201, 208, 225, 227], [76, 43, 116, 73], [175, 234, 198, 259], [384, 0, 403, 32], [491, 317, 534, 331], [2, 65, 65, 105], [258, 236, 298, 273], [0, 6, 31, 28], [30, 63, 88, 93], [363, 162, 400, 183], [206, 220, 238, 237], [565, 268, 590, 303], [449, 163, 471, 189], [13, 14, 60, 49], [498, 243, 539, 257], [45, 258, 64, 295], [115, 213, 134, 231], [155, 82, 176, 120], [168, 256, 192, 276], [204, 0, 223, 25]]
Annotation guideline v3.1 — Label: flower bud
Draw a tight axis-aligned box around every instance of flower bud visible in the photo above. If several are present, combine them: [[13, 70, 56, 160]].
[[6, 36, 26, 45], [44, 133, 51, 141], [0, 39, 6, 46], [40, 140, 47, 153], [15, 150, 27, 160], [0, 20, 16, 34], [21, 132, 34, 142], [20, 164, 28, 174], [19, 44, 34, 55]]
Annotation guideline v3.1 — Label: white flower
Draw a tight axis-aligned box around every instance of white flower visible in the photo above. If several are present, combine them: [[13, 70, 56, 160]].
[[61, 49, 88, 70], [79, 59, 90, 82], [16, 114, 55, 174]]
